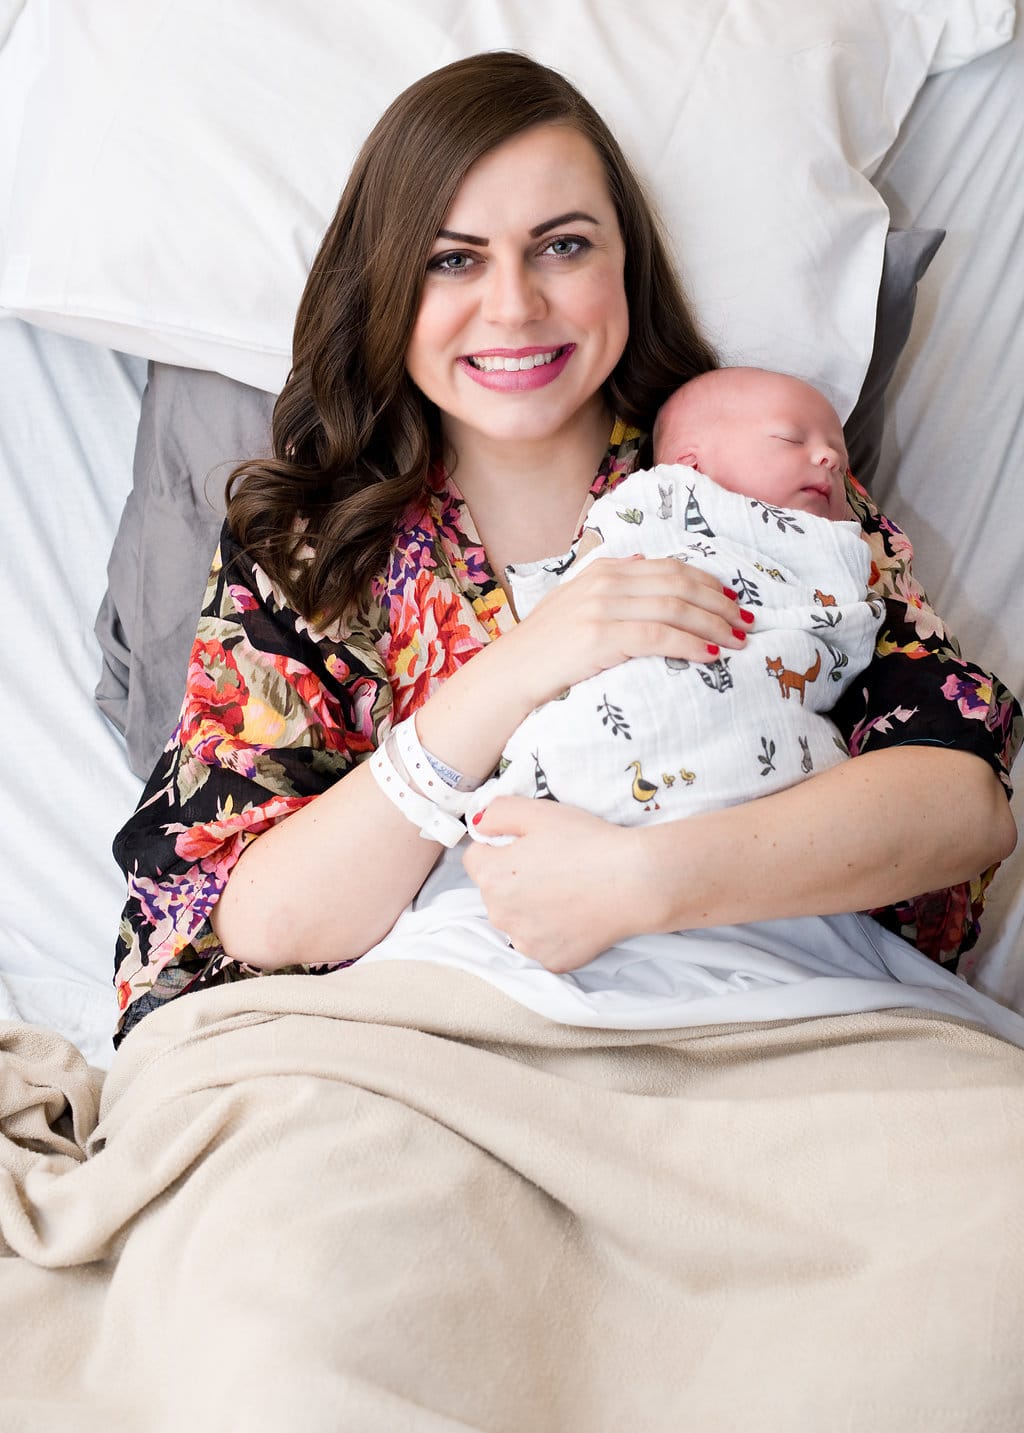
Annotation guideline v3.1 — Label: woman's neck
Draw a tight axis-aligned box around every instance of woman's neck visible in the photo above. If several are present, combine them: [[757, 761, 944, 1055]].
[[444, 402, 614, 570]]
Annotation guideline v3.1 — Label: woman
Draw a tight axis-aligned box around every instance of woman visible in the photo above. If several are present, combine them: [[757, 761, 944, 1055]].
[[114, 51, 1017, 1033], [102, 49, 1024, 1426]]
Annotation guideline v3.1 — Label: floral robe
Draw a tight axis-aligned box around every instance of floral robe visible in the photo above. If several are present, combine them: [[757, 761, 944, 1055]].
[[113, 422, 1023, 1044]]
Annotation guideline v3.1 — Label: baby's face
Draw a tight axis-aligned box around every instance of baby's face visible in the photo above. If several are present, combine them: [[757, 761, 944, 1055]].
[[655, 371, 849, 520]]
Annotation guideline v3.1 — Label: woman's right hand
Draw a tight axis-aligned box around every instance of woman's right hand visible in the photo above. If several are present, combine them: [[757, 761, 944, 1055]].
[[413, 554, 748, 813], [503, 554, 750, 711]]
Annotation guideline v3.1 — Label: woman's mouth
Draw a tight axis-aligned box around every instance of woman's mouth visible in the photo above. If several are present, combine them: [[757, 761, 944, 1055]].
[[460, 344, 574, 391]]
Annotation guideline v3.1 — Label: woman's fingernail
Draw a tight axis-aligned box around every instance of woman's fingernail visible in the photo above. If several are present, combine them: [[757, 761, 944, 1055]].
[[740, 609, 755, 624], [722, 586, 738, 600], [706, 644, 720, 656], [731, 628, 746, 640], [471, 811, 483, 826]]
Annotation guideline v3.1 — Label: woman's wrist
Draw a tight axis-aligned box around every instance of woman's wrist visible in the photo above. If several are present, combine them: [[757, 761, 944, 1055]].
[[617, 821, 705, 937], [414, 635, 544, 782]]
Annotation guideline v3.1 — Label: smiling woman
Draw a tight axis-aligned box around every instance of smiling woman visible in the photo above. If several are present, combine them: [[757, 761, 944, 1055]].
[[101, 44, 1024, 1425], [112, 43, 1018, 1019]]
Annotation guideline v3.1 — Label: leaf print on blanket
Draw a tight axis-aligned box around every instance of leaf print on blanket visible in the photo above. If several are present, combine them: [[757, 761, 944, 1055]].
[[730, 571, 763, 607], [597, 695, 632, 739], [750, 500, 805, 534]]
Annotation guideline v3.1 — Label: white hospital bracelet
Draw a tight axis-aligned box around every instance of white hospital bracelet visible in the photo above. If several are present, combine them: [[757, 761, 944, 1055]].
[[391, 714, 477, 817], [368, 739, 467, 847]]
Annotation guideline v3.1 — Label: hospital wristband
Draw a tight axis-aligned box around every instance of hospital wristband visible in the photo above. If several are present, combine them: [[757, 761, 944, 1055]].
[[391, 714, 480, 816], [369, 738, 467, 847]]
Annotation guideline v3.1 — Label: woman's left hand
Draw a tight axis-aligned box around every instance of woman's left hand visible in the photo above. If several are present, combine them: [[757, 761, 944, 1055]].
[[462, 797, 653, 972]]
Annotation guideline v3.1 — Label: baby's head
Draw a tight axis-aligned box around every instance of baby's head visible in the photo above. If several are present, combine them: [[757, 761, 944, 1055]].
[[652, 367, 849, 520]]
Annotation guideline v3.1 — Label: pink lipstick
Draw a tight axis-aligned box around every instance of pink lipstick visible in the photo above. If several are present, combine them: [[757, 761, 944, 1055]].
[[459, 343, 573, 392]]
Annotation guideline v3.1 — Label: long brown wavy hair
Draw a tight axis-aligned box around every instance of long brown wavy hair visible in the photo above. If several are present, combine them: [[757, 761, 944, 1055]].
[[226, 51, 719, 626]]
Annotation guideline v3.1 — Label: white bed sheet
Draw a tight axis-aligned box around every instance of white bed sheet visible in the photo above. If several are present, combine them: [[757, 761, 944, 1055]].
[[870, 20, 1024, 1008], [0, 317, 144, 1066]]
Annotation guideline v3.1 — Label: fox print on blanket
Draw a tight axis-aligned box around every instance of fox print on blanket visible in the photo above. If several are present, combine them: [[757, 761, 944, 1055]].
[[765, 651, 823, 704]]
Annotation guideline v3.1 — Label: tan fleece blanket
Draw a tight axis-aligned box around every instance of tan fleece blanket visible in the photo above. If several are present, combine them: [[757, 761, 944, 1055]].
[[2, 962, 1024, 1433]]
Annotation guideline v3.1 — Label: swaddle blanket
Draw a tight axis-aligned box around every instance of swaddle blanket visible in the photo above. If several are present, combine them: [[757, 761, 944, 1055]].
[[467, 465, 883, 829]]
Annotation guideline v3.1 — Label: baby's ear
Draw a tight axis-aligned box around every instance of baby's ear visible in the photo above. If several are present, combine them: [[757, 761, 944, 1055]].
[[672, 449, 699, 468]]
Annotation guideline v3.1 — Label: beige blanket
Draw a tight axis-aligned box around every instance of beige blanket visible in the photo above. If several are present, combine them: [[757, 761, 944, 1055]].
[[3, 962, 1024, 1433]]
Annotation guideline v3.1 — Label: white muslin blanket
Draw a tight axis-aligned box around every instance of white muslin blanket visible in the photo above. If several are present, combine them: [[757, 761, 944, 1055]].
[[466, 464, 883, 827]]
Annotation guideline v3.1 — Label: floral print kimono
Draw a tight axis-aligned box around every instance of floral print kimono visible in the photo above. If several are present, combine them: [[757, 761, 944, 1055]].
[[113, 422, 1023, 1045]]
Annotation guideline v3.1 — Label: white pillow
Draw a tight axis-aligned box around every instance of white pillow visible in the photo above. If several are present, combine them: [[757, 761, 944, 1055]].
[[0, 1, 23, 48], [0, 0, 1014, 417]]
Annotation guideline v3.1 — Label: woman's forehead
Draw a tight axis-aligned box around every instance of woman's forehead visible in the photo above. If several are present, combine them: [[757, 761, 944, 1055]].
[[439, 124, 616, 234]]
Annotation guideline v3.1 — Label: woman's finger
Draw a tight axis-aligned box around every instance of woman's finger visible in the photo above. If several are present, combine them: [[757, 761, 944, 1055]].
[[470, 795, 547, 839], [574, 555, 749, 634]]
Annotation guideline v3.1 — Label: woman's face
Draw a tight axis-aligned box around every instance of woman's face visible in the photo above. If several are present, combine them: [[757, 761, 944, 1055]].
[[406, 123, 629, 455]]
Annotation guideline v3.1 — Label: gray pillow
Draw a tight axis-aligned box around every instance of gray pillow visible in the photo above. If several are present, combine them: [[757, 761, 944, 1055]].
[[95, 227, 945, 780], [844, 226, 945, 485], [95, 365, 275, 777]]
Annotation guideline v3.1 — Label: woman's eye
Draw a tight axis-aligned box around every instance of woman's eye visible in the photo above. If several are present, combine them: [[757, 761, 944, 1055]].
[[544, 236, 589, 258], [428, 251, 475, 275]]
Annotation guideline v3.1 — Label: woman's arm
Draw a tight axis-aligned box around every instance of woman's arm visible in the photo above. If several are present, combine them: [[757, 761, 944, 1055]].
[[464, 746, 1016, 973]]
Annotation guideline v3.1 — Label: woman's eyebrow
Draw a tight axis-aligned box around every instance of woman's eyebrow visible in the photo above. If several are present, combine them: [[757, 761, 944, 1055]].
[[437, 228, 488, 245], [435, 212, 601, 247], [530, 211, 600, 237]]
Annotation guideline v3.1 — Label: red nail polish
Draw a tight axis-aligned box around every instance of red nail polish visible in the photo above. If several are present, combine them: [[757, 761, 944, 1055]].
[[731, 628, 746, 640], [706, 644, 720, 656], [740, 609, 755, 624], [722, 586, 738, 600], [471, 811, 483, 825]]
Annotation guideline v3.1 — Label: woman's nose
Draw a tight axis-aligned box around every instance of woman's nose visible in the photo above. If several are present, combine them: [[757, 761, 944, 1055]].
[[481, 259, 547, 325]]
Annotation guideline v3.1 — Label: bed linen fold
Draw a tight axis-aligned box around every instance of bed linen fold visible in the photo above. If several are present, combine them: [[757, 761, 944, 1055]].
[[2, 961, 1024, 1432]]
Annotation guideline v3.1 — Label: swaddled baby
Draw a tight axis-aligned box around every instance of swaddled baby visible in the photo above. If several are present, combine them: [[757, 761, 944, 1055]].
[[466, 366, 883, 834]]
